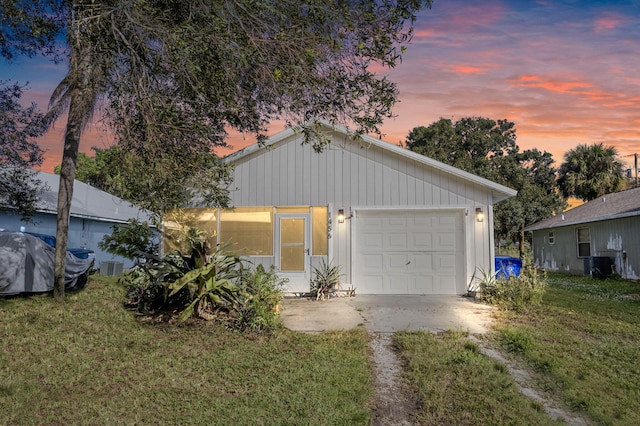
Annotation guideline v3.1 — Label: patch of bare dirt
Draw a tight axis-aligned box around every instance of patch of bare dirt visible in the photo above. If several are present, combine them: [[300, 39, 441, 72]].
[[368, 333, 419, 426]]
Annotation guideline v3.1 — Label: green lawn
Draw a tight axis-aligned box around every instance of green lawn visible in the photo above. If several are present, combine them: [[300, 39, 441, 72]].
[[0, 276, 371, 425], [488, 273, 640, 425], [2, 273, 638, 425]]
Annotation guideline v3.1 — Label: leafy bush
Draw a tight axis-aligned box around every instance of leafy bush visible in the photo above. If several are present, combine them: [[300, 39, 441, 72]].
[[235, 265, 287, 332], [99, 218, 159, 264], [121, 252, 191, 313], [120, 247, 284, 332], [476, 263, 547, 311], [311, 259, 343, 300], [169, 246, 242, 323]]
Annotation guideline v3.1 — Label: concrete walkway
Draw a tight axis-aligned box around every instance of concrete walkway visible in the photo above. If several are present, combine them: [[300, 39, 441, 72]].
[[280, 294, 495, 334]]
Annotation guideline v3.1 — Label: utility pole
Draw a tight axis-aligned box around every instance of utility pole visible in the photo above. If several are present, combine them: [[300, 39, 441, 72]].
[[623, 153, 639, 188]]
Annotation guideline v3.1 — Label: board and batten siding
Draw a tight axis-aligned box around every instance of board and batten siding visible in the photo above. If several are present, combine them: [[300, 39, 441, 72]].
[[228, 130, 496, 290], [229, 132, 490, 209], [531, 216, 640, 280]]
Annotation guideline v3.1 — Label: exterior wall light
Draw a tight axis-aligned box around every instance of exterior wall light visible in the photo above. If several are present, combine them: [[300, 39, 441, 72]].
[[476, 207, 485, 222], [337, 209, 345, 223]]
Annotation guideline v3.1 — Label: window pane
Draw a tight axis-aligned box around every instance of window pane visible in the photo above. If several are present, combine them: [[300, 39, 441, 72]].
[[281, 218, 304, 244], [577, 228, 590, 243], [163, 208, 218, 255], [281, 246, 305, 271], [578, 243, 591, 257], [220, 207, 273, 255], [312, 206, 328, 255]]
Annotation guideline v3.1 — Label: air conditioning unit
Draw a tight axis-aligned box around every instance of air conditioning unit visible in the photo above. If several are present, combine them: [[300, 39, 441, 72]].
[[100, 261, 124, 277]]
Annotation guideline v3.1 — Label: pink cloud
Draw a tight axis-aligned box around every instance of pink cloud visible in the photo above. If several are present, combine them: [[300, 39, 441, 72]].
[[594, 14, 626, 33]]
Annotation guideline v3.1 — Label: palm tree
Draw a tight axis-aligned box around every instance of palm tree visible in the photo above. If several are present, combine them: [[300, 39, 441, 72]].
[[558, 143, 626, 201]]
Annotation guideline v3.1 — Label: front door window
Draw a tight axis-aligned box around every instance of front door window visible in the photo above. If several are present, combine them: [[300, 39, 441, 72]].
[[280, 217, 306, 271]]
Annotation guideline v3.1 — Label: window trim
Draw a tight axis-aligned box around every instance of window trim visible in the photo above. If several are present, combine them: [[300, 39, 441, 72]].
[[548, 231, 555, 245]]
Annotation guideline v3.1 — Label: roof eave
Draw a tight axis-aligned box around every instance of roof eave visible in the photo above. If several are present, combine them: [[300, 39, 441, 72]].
[[525, 210, 640, 232]]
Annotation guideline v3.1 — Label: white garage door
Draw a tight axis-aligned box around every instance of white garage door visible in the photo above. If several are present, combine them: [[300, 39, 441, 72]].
[[353, 209, 465, 294]]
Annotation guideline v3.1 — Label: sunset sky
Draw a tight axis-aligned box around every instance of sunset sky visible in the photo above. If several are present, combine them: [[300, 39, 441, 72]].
[[2, 0, 639, 174]]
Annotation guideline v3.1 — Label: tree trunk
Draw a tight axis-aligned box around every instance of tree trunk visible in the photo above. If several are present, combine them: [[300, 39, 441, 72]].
[[53, 27, 95, 301]]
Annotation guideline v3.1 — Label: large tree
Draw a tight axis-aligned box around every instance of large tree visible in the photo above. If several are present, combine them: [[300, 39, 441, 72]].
[[557, 142, 626, 201], [406, 117, 566, 257], [0, 81, 48, 219], [3, 0, 431, 300]]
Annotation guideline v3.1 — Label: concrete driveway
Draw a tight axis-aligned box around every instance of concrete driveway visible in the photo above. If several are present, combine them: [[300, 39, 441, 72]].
[[280, 294, 495, 334]]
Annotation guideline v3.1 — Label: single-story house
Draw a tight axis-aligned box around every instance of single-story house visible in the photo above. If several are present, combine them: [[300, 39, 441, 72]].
[[172, 122, 516, 294], [525, 186, 640, 280], [0, 171, 154, 270]]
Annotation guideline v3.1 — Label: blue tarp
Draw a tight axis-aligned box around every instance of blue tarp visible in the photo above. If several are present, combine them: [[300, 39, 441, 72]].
[[495, 256, 522, 279]]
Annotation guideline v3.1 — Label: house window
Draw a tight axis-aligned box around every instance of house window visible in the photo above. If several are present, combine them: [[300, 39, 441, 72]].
[[220, 207, 274, 256], [312, 206, 328, 255], [548, 231, 555, 245], [163, 208, 218, 255], [576, 227, 591, 257]]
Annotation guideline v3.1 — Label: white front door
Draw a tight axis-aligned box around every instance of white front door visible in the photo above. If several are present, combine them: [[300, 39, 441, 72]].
[[275, 214, 311, 293]]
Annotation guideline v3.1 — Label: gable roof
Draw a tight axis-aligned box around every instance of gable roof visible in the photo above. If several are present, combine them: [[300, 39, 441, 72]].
[[33, 171, 153, 224], [525, 186, 640, 231], [224, 122, 517, 203]]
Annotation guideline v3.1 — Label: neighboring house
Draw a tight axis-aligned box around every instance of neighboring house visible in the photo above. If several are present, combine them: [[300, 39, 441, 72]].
[[0, 171, 154, 270], [173, 122, 516, 295], [525, 186, 640, 280]]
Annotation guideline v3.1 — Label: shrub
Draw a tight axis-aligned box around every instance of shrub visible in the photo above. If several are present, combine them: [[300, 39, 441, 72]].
[[121, 252, 191, 313], [99, 219, 159, 264], [476, 263, 547, 311], [311, 259, 343, 300], [169, 246, 242, 322], [235, 265, 287, 332], [120, 247, 285, 332]]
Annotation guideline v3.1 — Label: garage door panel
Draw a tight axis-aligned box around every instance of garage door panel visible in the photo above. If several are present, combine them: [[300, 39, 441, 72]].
[[354, 210, 464, 295], [388, 216, 408, 228], [388, 276, 410, 292], [388, 254, 410, 270], [437, 216, 457, 228], [361, 232, 383, 249], [412, 275, 434, 293], [412, 253, 434, 272], [413, 216, 432, 227], [436, 253, 456, 269], [435, 276, 458, 294], [362, 254, 384, 271], [388, 233, 408, 249], [413, 232, 434, 250], [436, 232, 456, 249], [360, 275, 385, 292]]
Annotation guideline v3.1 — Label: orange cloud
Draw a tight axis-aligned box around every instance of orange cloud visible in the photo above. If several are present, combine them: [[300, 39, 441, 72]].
[[451, 64, 485, 74], [512, 74, 592, 94]]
